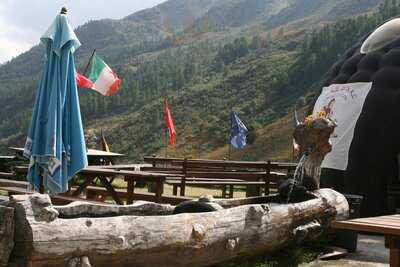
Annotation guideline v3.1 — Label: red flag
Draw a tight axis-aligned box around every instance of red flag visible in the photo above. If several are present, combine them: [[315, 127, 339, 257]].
[[76, 72, 94, 89], [163, 99, 176, 146]]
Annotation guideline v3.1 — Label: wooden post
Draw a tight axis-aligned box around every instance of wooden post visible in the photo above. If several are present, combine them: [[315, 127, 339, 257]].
[[222, 185, 227, 198], [165, 128, 168, 159], [72, 175, 95, 197], [126, 177, 135, 205], [385, 235, 400, 267], [264, 161, 271, 196], [180, 158, 187, 196], [229, 185, 234, 198], [39, 170, 45, 194], [98, 176, 123, 205], [228, 112, 232, 160], [155, 179, 164, 203]]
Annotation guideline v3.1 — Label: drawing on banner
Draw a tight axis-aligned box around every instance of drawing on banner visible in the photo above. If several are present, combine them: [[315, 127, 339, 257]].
[[313, 82, 372, 171], [322, 98, 336, 118]]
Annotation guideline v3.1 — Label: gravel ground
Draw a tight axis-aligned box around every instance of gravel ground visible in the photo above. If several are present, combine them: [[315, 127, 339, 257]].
[[302, 234, 389, 267]]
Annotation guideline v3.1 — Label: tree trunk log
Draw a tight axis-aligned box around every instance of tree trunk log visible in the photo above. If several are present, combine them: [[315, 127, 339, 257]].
[[5, 189, 348, 267], [0, 205, 14, 267]]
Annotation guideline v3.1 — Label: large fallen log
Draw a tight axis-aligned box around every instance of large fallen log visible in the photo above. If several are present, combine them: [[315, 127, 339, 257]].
[[3, 189, 348, 267], [0, 205, 14, 267]]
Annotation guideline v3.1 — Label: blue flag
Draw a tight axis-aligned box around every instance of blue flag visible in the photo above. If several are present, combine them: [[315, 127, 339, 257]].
[[230, 111, 248, 149]]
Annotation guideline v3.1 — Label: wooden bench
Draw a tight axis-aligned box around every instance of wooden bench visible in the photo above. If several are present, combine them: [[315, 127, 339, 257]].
[[8, 166, 176, 205], [0, 195, 8, 202], [143, 156, 294, 197], [0, 178, 26, 188], [0, 186, 105, 205], [332, 215, 400, 267], [0, 172, 15, 179], [83, 185, 191, 205], [165, 178, 267, 198], [0, 156, 18, 172]]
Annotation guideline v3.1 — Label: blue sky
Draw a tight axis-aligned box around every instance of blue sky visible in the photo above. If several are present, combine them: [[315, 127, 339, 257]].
[[0, 0, 167, 63]]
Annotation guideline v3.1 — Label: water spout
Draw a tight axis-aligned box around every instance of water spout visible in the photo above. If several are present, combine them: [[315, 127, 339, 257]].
[[286, 154, 308, 203]]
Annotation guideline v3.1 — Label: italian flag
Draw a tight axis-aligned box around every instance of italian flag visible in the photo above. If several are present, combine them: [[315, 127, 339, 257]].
[[76, 53, 120, 96]]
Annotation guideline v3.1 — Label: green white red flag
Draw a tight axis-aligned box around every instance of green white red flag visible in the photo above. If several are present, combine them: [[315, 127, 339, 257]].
[[76, 53, 120, 96]]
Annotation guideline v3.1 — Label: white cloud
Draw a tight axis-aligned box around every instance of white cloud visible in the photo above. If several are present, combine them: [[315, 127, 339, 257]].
[[0, 0, 167, 63]]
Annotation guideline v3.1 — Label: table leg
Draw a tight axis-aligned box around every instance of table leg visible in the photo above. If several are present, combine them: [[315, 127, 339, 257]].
[[98, 176, 123, 205], [180, 178, 186, 196], [385, 235, 400, 267], [264, 179, 270, 196], [39, 171, 44, 194], [127, 178, 135, 205], [155, 180, 164, 203], [173, 185, 178, 196], [222, 185, 227, 198], [229, 185, 234, 198], [72, 175, 95, 197], [390, 248, 400, 267]]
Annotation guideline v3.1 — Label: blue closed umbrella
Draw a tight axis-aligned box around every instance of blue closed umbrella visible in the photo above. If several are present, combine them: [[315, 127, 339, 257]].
[[23, 9, 87, 193]]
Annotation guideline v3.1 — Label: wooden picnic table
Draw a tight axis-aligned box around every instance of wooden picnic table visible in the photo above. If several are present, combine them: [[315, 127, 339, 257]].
[[332, 215, 400, 267], [143, 156, 294, 197], [0, 156, 16, 161], [8, 147, 125, 165], [90, 164, 152, 170], [9, 165, 177, 205], [78, 167, 178, 205], [143, 156, 298, 170]]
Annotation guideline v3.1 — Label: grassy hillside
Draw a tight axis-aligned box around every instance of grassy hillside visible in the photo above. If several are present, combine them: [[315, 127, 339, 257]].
[[0, 0, 390, 162]]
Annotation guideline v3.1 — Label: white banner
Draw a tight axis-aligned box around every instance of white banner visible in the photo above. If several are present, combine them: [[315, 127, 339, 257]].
[[313, 82, 372, 170]]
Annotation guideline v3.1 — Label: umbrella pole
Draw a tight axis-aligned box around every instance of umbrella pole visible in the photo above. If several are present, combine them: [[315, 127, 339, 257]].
[[39, 170, 45, 194]]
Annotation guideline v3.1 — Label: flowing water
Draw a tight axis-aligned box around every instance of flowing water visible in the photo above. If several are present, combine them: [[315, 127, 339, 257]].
[[286, 154, 308, 203]]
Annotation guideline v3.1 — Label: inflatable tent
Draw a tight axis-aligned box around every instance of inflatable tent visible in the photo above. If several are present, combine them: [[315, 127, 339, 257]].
[[314, 18, 400, 216]]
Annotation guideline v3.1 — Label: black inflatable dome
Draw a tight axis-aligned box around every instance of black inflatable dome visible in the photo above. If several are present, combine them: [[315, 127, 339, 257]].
[[319, 18, 400, 216]]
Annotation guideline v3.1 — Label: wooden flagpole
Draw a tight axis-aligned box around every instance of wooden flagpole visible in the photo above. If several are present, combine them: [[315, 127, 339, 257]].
[[83, 49, 96, 76], [165, 129, 168, 159], [164, 98, 168, 159], [228, 111, 232, 160]]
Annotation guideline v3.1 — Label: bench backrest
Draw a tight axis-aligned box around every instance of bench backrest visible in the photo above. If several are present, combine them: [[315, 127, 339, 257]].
[[143, 156, 297, 173]]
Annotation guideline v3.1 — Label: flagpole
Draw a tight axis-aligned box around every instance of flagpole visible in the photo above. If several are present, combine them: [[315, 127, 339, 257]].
[[165, 128, 168, 158], [292, 145, 295, 162], [228, 111, 232, 160], [164, 97, 168, 159], [83, 49, 96, 76]]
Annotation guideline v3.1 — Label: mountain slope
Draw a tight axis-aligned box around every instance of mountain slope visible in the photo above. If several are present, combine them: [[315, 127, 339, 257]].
[[0, 0, 387, 161]]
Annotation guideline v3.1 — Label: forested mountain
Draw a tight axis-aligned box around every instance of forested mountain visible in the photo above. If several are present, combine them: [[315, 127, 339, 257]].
[[0, 0, 394, 161]]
